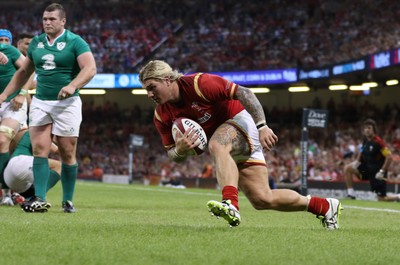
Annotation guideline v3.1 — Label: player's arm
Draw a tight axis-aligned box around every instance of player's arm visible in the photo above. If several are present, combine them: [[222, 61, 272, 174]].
[[167, 147, 187, 163], [375, 145, 392, 180], [155, 112, 189, 163], [0, 57, 35, 104], [14, 54, 25, 68], [355, 150, 362, 162], [19, 72, 35, 106], [0, 51, 8, 64], [21, 72, 36, 90], [11, 54, 30, 110], [167, 128, 199, 163], [235, 85, 278, 151], [380, 147, 392, 172], [58, 51, 96, 99]]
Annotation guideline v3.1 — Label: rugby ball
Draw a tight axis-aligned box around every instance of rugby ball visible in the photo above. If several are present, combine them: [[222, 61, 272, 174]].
[[172, 117, 207, 155]]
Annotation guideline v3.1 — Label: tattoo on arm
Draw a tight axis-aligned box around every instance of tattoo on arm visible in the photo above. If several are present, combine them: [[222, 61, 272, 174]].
[[236, 86, 266, 124]]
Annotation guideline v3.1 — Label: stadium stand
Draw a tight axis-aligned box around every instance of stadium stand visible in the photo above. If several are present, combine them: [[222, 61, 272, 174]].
[[74, 100, 400, 188], [1, 0, 400, 72], [1, 0, 400, 188]]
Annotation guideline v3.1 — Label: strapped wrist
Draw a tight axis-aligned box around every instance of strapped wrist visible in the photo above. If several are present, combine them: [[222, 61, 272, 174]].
[[257, 125, 268, 131], [174, 148, 186, 158], [19, 89, 28, 96], [256, 121, 268, 131], [170, 148, 187, 162]]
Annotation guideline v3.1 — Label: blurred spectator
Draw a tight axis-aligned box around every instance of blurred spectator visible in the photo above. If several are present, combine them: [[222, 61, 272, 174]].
[[2, 0, 400, 185], [73, 99, 400, 187], [2, 0, 400, 73]]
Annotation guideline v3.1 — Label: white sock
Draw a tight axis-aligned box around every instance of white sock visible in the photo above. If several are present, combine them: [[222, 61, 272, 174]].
[[347, 188, 355, 196]]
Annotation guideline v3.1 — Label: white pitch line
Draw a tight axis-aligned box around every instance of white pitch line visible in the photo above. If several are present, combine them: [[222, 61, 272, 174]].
[[80, 182, 220, 197], [79, 182, 400, 213], [344, 205, 400, 213]]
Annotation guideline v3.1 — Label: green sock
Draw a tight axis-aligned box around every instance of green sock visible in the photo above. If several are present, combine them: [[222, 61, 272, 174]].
[[33, 157, 49, 201], [47, 170, 61, 191], [61, 163, 78, 202], [0, 152, 10, 189]]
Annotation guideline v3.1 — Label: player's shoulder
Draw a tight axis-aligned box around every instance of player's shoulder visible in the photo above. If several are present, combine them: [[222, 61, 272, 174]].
[[154, 104, 167, 122], [35, 33, 46, 42], [30, 33, 45, 46], [0, 44, 20, 57], [373, 135, 387, 145], [198, 73, 228, 88], [154, 105, 169, 123], [180, 73, 222, 89], [4, 44, 19, 53], [183, 72, 220, 80], [63, 30, 83, 42], [64, 30, 90, 52]]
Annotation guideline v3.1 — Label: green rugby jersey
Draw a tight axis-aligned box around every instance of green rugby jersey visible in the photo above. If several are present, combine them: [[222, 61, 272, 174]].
[[0, 43, 22, 101], [27, 29, 91, 100], [11, 131, 32, 158]]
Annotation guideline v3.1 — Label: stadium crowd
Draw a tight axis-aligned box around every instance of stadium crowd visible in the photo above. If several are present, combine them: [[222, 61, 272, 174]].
[[1, 0, 400, 73], [75, 99, 400, 187], [1, 0, 400, 186]]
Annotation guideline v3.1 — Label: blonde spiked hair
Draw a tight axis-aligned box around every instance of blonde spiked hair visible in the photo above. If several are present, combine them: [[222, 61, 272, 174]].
[[139, 60, 183, 84]]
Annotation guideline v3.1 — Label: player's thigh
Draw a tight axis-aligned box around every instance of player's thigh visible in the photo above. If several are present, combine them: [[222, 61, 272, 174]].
[[29, 124, 53, 156], [239, 165, 272, 200], [29, 97, 53, 127], [345, 161, 362, 178]]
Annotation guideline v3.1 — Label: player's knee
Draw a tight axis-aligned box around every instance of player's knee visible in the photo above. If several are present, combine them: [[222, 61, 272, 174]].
[[344, 164, 354, 174], [248, 195, 274, 210], [58, 149, 76, 163], [0, 125, 15, 144]]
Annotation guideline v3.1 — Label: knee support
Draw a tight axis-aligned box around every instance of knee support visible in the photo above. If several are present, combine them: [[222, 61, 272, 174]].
[[0, 125, 16, 139]]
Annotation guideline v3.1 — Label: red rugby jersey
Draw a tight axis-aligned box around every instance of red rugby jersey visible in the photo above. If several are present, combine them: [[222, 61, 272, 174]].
[[154, 73, 244, 149]]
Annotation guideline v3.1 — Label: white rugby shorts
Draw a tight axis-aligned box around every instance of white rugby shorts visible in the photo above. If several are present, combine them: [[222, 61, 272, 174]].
[[29, 96, 82, 137], [226, 110, 266, 166], [0, 98, 28, 128], [4, 155, 33, 193]]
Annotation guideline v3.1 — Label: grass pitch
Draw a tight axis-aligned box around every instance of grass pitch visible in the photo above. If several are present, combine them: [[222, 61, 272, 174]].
[[1, 181, 400, 265]]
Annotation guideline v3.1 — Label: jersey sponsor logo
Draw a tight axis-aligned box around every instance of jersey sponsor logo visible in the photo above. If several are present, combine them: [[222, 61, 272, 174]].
[[37, 42, 44, 48], [191, 102, 205, 113], [191, 102, 211, 124], [198, 113, 211, 124], [57, 42, 66, 51]]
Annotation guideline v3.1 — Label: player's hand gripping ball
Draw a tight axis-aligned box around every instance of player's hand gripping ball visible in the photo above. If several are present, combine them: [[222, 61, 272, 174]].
[[172, 117, 208, 155]]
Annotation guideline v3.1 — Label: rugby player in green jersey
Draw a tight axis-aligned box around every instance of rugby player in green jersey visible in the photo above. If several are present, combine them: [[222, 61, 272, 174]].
[[16, 33, 36, 107], [0, 3, 96, 213], [0, 29, 28, 206], [4, 128, 61, 211]]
